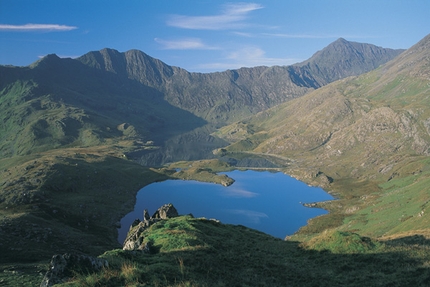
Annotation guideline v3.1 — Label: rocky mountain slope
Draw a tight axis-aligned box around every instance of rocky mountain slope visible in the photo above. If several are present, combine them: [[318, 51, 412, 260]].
[[217, 33, 430, 238], [77, 39, 403, 123], [289, 38, 404, 87], [0, 38, 401, 162]]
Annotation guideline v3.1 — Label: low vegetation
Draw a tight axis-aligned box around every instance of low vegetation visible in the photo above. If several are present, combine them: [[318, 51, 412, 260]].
[[54, 216, 430, 286], [0, 36, 428, 285]]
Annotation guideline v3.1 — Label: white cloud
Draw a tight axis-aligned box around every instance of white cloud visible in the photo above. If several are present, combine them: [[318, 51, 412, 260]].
[[155, 38, 218, 50], [166, 3, 263, 30], [231, 31, 255, 37], [0, 23, 77, 31], [263, 33, 373, 40]]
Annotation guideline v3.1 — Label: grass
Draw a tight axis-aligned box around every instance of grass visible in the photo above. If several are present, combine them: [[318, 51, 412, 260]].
[[0, 147, 172, 283], [55, 215, 430, 287], [163, 159, 235, 186], [1, 40, 430, 286]]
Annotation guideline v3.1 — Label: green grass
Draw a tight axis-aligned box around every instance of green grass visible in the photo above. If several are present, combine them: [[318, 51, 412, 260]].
[[55, 215, 430, 287], [303, 229, 383, 253]]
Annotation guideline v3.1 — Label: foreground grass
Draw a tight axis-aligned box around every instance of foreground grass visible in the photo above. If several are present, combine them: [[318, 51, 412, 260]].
[[56, 215, 430, 287], [0, 148, 172, 286]]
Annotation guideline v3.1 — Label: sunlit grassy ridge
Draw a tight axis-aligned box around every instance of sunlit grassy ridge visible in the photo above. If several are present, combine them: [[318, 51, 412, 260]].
[[57, 215, 430, 286]]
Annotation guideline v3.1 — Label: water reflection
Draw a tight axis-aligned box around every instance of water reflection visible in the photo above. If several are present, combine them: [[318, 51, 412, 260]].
[[118, 170, 333, 243]]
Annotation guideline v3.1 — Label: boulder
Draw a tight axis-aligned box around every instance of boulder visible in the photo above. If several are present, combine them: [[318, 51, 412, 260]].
[[143, 209, 150, 221], [40, 253, 108, 287], [151, 203, 178, 219]]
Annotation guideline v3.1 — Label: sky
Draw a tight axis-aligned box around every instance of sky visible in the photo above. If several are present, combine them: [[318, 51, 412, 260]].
[[0, 0, 429, 72]]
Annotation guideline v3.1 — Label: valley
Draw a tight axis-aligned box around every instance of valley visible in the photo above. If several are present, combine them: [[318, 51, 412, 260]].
[[1, 35, 430, 286]]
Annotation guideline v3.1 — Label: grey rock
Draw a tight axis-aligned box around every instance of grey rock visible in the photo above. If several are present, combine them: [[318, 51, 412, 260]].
[[151, 203, 178, 219], [122, 204, 178, 251], [40, 253, 108, 287], [143, 209, 150, 221]]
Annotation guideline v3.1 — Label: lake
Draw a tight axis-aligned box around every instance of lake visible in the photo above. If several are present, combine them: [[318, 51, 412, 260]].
[[118, 170, 334, 243]]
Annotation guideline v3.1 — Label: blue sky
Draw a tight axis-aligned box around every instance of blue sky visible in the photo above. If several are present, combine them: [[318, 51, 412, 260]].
[[1, 0, 429, 72]]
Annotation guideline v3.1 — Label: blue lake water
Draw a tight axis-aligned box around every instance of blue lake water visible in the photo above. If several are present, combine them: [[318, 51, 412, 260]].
[[118, 170, 334, 243]]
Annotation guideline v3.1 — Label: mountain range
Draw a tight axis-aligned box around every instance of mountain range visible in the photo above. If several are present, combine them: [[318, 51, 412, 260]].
[[2, 35, 430, 286]]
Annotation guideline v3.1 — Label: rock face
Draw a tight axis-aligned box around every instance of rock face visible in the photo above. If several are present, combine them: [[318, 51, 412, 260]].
[[122, 203, 179, 252], [151, 203, 178, 219], [40, 253, 108, 287]]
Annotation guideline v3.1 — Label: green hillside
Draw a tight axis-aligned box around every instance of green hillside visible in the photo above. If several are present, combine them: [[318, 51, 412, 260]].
[[217, 34, 430, 240], [53, 214, 430, 287], [0, 36, 423, 286]]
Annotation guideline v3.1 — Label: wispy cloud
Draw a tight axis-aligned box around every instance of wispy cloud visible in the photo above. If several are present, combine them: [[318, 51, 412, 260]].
[[155, 38, 218, 50], [0, 23, 77, 32], [166, 3, 263, 30], [263, 33, 374, 40], [232, 31, 255, 38], [196, 46, 300, 71], [226, 209, 268, 224], [263, 33, 332, 39]]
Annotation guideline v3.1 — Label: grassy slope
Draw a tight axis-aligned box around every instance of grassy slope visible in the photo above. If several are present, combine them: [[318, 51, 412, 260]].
[[0, 61, 206, 285], [57, 215, 430, 286], [216, 35, 430, 242]]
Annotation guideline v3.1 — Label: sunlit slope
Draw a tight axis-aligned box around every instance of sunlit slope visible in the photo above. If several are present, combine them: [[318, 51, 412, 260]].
[[218, 34, 430, 237], [56, 215, 430, 287], [222, 34, 430, 178]]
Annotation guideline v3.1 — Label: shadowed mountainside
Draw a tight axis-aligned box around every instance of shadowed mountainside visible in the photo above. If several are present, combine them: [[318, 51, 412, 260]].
[[78, 39, 403, 123]]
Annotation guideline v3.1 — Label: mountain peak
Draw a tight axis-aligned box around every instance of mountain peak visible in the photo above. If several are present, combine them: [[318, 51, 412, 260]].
[[29, 53, 62, 69], [334, 37, 348, 43], [292, 38, 405, 86]]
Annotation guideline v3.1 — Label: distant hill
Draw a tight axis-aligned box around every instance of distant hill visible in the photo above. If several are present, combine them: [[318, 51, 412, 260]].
[[289, 38, 405, 87], [0, 38, 402, 159], [0, 53, 205, 158], [77, 40, 404, 123]]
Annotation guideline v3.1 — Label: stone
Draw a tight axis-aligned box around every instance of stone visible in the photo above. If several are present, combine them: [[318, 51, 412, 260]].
[[123, 204, 178, 251], [40, 253, 108, 287], [151, 203, 178, 219], [131, 218, 141, 228], [143, 209, 150, 221]]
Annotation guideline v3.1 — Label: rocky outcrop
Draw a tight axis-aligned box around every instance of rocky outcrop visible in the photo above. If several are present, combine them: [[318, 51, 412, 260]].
[[122, 203, 179, 252], [151, 203, 178, 219], [40, 253, 108, 287]]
